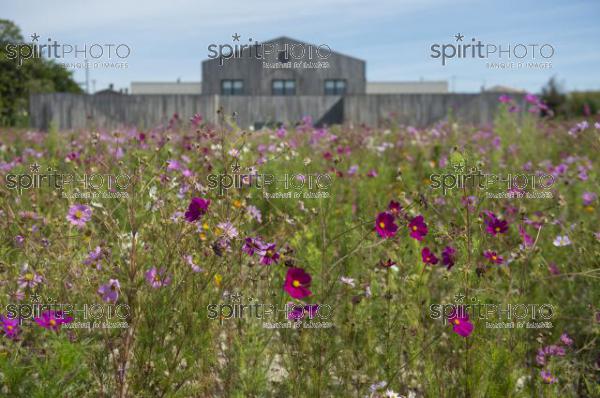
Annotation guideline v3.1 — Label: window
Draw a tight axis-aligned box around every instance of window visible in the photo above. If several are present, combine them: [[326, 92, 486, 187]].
[[221, 80, 244, 95], [324, 79, 347, 95], [272, 79, 296, 95]]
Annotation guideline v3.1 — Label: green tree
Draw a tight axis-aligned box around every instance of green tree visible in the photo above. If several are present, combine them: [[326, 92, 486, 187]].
[[0, 19, 82, 126]]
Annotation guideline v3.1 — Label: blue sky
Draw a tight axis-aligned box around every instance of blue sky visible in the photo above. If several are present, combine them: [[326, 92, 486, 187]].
[[4, 0, 600, 93]]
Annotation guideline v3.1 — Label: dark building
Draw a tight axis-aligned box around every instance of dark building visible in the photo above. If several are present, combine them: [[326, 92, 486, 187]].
[[201, 36, 366, 96]]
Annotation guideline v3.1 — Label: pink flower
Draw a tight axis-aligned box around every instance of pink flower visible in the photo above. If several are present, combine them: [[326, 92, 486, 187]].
[[448, 306, 474, 337], [35, 310, 73, 331], [408, 215, 428, 241], [375, 212, 398, 239], [145, 267, 172, 288], [0, 315, 20, 339], [421, 247, 439, 265], [483, 250, 503, 264], [284, 267, 312, 299], [184, 197, 210, 222], [66, 204, 92, 228]]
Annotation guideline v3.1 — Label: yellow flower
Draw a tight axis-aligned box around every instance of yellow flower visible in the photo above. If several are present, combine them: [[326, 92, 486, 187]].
[[199, 232, 207, 241], [584, 205, 595, 213], [214, 274, 222, 287], [202, 223, 209, 230], [232, 199, 243, 208]]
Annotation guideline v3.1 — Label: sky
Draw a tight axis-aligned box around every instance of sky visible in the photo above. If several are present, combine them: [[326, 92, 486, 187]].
[[3, 0, 600, 93]]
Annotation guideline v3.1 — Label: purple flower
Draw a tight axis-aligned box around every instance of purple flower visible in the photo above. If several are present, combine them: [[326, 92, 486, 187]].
[[441, 246, 456, 270], [97, 279, 120, 303], [408, 215, 428, 241], [0, 315, 20, 339], [284, 267, 312, 299], [484, 212, 508, 236], [35, 310, 73, 331], [184, 197, 210, 222], [66, 204, 92, 228], [246, 205, 262, 223], [547, 262, 560, 275], [258, 243, 280, 265], [448, 306, 474, 337], [184, 255, 203, 272], [483, 250, 503, 264], [17, 270, 43, 289], [540, 370, 557, 384], [242, 237, 265, 256], [560, 333, 573, 346], [421, 247, 439, 265], [83, 246, 105, 269], [582, 192, 597, 206], [375, 212, 398, 239], [287, 303, 319, 320], [14, 235, 25, 247], [145, 267, 172, 288], [388, 200, 402, 217]]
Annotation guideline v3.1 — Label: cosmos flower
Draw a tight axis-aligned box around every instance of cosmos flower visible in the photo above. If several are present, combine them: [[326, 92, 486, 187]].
[[184, 197, 210, 222], [547, 262, 560, 275], [498, 95, 512, 103], [441, 246, 456, 270], [242, 237, 265, 256], [380, 258, 396, 268], [560, 333, 573, 346], [217, 221, 238, 239], [408, 215, 428, 241], [246, 205, 262, 223], [540, 370, 557, 384], [421, 247, 439, 265], [34, 310, 73, 331], [483, 250, 503, 264], [484, 212, 508, 236], [145, 267, 172, 288], [17, 270, 43, 289], [97, 279, 120, 303], [553, 235, 571, 247], [518, 225, 534, 247], [66, 204, 92, 228], [367, 169, 378, 177], [287, 303, 319, 320], [184, 255, 203, 272], [0, 315, 20, 339], [258, 243, 280, 265], [284, 267, 312, 299], [582, 192, 597, 206], [448, 306, 474, 337], [375, 212, 398, 239], [388, 200, 402, 217], [166, 159, 181, 171], [83, 246, 105, 269]]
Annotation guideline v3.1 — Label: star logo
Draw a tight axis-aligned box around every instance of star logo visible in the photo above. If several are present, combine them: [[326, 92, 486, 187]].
[[30, 163, 40, 173], [30, 33, 40, 42], [30, 292, 41, 303], [454, 33, 464, 42], [454, 293, 465, 303], [231, 160, 241, 173], [229, 292, 243, 303], [232, 33, 241, 42]]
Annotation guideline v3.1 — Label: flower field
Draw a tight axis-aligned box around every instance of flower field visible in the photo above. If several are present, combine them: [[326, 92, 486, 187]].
[[0, 103, 599, 397]]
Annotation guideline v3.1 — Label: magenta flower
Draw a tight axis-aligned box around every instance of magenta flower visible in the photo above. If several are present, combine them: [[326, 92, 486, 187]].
[[582, 192, 597, 206], [483, 250, 503, 264], [287, 303, 320, 320], [35, 310, 73, 331], [375, 212, 398, 239], [388, 200, 402, 217], [258, 243, 280, 265], [518, 225, 534, 247], [441, 246, 456, 270], [66, 204, 92, 228], [145, 267, 172, 288], [97, 279, 120, 303], [242, 237, 265, 256], [484, 212, 508, 236], [184, 197, 210, 222], [284, 267, 312, 299], [448, 307, 474, 337], [421, 247, 439, 265], [408, 215, 428, 241], [0, 315, 20, 339]]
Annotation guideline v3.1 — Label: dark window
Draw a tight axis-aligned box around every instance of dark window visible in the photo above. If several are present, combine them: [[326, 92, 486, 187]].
[[272, 79, 296, 95], [324, 79, 347, 95], [277, 51, 290, 63], [221, 79, 244, 95]]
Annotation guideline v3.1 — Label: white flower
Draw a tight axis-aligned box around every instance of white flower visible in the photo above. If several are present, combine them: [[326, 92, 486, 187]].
[[385, 390, 400, 398], [340, 276, 356, 287], [552, 235, 571, 247]]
